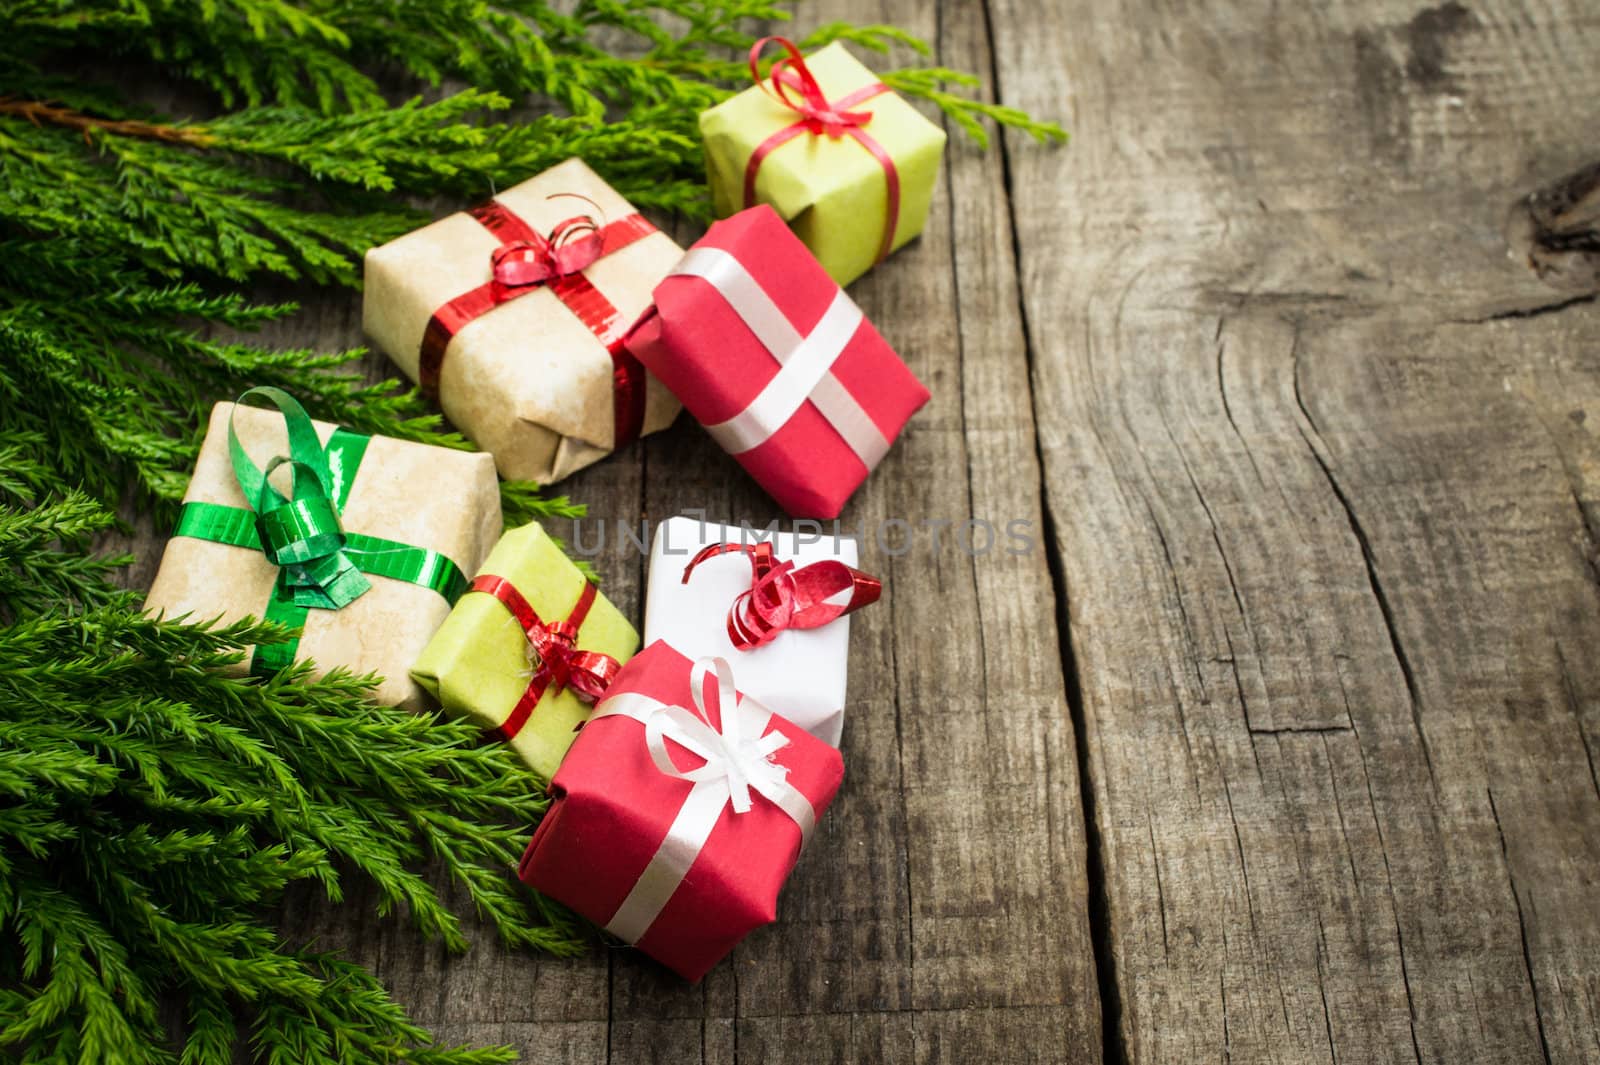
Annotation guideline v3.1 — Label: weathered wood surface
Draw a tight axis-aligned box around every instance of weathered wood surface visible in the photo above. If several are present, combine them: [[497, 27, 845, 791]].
[[989, 0, 1600, 1062], [128, 0, 1600, 1059]]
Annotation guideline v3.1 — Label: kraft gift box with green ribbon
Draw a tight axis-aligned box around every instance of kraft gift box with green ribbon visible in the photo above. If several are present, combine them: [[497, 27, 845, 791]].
[[699, 39, 947, 288], [411, 522, 638, 781], [144, 389, 502, 710]]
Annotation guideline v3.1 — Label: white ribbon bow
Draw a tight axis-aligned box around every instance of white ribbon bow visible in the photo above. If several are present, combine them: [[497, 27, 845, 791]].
[[642, 657, 792, 814], [592, 655, 817, 944]]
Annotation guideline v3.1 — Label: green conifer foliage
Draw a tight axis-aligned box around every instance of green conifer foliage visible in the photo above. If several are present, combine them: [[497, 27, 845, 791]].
[[0, 487, 582, 1063], [1, 1, 1062, 511], [0, 2, 1063, 1060]]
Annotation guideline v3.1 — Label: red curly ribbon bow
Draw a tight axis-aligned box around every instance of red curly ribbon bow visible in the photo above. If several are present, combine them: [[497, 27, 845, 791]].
[[743, 36, 901, 266], [419, 196, 657, 448], [682, 540, 881, 650], [470, 573, 622, 741]]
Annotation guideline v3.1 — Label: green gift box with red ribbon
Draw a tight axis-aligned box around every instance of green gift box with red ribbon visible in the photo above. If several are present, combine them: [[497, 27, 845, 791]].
[[699, 39, 947, 288], [411, 522, 639, 781], [144, 389, 502, 710]]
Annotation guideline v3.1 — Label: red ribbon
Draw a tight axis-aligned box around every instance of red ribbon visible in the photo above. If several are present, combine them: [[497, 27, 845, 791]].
[[682, 540, 881, 651], [418, 197, 657, 449], [743, 37, 901, 266], [470, 573, 622, 741]]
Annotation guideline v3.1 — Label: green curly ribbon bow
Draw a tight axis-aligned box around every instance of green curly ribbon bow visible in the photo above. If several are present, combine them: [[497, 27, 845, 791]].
[[173, 387, 470, 677]]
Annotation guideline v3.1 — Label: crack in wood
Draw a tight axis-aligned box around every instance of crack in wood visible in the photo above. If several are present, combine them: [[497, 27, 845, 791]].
[[1554, 644, 1600, 807], [1218, 775, 1259, 936], [1160, 401, 1252, 636], [1145, 812, 1169, 962], [885, 519, 915, 1024], [1225, 628, 1269, 783], [1170, 679, 1204, 803], [1143, 398, 1272, 742], [1349, 727, 1425, 1065], [1288, 325, 1438, 791], [1487, 787, 1556, 1065], [1450, 292, 1597, 325], [1567, 490, 1600, 592], [1315, 912, 1339, 1065], [940, 82, 999, 808], [1323, 735, 1364, 895], [1215, 323, 1269, 488], [978, 4, 1109, 1060], [1220, 933, 1233, 1065], [1040, 497, 1124, 1065], [1137, 488, 1213, 708]]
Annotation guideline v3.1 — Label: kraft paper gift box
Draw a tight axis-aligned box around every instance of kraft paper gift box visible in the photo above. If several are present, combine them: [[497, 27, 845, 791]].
[[363, 157, 683, 485], [625, 204, 930, 518], [643, 516, 879, 748], [411, 521, 639, 780], [700, 38, 947, 287], [519, 642, 844, 981], [144, 390, 501, 711]]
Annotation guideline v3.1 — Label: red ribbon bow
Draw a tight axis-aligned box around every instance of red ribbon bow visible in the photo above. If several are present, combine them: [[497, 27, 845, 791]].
[[471, 574, 622, 741], [754, 38, 875, 138], [418, 193, 658, 449], [682, 540, 882, 651], [491, 213, 607, 288], [743, 37, 901, 265]]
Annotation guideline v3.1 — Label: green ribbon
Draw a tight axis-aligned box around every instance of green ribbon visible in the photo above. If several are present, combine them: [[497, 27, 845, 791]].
[[173, 387, 470, 677]]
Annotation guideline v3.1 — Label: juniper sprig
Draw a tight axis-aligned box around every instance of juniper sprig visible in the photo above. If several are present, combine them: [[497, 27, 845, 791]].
[[0, 500, 578, 1063]]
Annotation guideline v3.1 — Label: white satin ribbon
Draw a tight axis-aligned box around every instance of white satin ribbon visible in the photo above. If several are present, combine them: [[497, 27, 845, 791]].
[[593, 656, 817, 944], [670, 247, 890, 470]]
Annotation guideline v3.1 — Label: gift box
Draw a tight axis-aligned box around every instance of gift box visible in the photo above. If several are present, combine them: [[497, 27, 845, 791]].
[[145, 389, 501, 710], [411, 521, 638, 780], [700, 38, 947, 287], [363, 157, 683, 484], [520, 641, 844, 981], [643, 516, 878, 747], [625, 205, 929, 518]]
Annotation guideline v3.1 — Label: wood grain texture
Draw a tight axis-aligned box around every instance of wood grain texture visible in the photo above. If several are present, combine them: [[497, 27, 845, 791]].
[[987, 0, 1600, 1062]]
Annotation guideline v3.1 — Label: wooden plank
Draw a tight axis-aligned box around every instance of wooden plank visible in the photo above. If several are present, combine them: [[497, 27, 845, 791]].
[[987, 0, 1600, 1060], [604, 0, 1101, 1056]]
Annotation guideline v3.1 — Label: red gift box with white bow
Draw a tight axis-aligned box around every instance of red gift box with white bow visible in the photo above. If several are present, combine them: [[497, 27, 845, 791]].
[[518, 640, 845, 981], [624, 205, 929, 518]]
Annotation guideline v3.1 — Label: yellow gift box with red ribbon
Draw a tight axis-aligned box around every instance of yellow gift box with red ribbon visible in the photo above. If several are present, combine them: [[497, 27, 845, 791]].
[[411, 521, 639, 780], [699, 39, 947, 287]]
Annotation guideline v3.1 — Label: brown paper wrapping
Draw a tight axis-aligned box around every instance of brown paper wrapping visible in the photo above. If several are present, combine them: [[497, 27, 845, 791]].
[[144, 402, 503, 710], [363, 158, 683, 484]]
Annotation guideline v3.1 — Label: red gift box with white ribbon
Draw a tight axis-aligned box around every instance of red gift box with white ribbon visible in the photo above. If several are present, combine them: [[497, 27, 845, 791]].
[[625, 205, 929, 517], [519, 640, 844, 981]]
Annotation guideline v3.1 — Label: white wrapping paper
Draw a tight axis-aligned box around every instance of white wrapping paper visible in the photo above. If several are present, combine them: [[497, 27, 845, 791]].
[[642, 516, 859, 747]]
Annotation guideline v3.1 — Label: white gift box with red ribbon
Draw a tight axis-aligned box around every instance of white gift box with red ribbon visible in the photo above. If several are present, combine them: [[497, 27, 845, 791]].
[[644, 516, 877, 747]]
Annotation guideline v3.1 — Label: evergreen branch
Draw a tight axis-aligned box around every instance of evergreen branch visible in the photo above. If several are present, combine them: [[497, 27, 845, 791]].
[[882, 67, 1070, 149], [799, 21, 934, 56], [0, 563, 584, 1061], [0, 95, 215, 146], [0, 493, 130, 618]]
